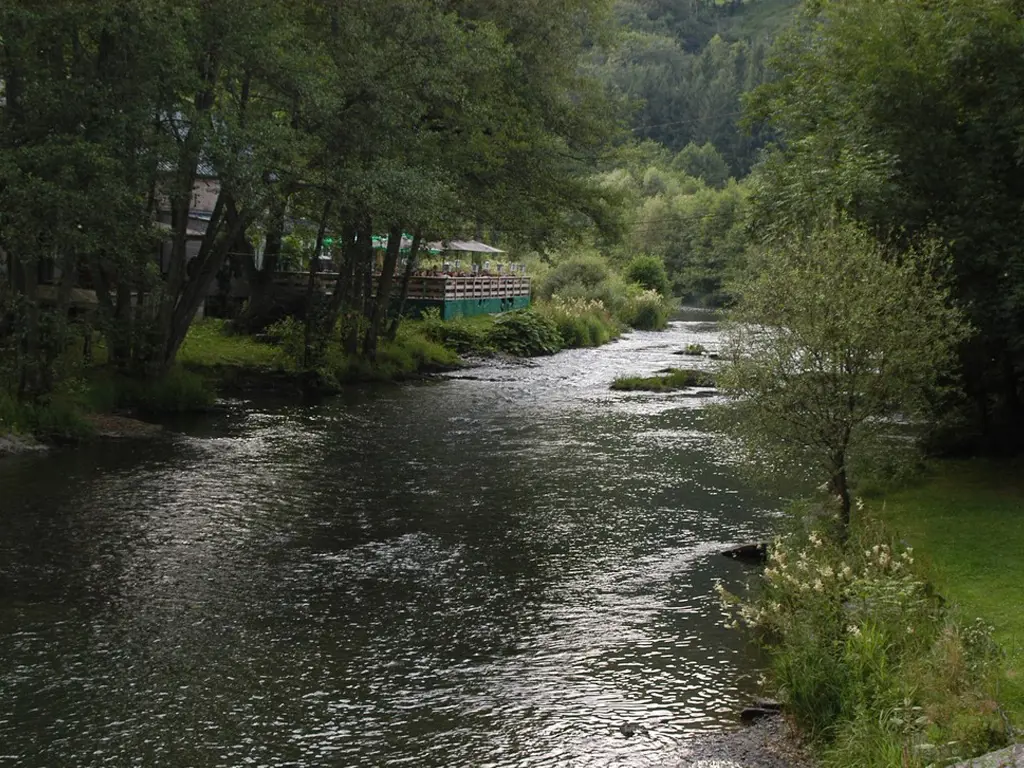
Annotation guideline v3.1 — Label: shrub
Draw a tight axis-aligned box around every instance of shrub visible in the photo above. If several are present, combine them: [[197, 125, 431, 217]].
[[537, 255, 612, 301], [417, 309, 493, 355], [722, 515, 1011, 766], [625, 255, 672, 297], [536, 297, 621, 348], [486, 310, 563, 356], [619, 288, 672, 330]]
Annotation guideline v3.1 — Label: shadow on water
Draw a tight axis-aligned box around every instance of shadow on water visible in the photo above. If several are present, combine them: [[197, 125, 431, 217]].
[[0, 319, 781, 768]]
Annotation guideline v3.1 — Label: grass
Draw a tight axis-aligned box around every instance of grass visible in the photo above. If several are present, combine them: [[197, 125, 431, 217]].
[[875, 458, 1024, 725], [611, 367, 716, 391], [731, 514, 1014, 767], [178, 319, 281, 370]]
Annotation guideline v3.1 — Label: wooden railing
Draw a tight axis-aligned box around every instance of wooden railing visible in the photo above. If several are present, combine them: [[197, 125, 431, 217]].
[[404, 275, 531, 300], [269, 272, 530, 300]]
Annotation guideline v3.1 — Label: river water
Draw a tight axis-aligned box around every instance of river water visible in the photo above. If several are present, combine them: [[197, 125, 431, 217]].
[[0, 314, 780, 768]]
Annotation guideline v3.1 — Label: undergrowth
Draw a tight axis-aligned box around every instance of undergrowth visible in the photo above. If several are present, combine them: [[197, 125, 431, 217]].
[[722, 509, 1012, 767]]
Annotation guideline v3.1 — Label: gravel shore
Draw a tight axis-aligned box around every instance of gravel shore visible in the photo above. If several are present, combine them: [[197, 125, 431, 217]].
[[674, 717, 815, 768], [0, 433, 49, 459]]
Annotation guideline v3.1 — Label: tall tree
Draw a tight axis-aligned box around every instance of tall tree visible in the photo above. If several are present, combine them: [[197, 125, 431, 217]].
[[717, 219, 968, 530]]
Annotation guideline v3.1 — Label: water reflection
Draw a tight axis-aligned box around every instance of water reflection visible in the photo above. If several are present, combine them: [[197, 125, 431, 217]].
[[0, 320, 778, 767]]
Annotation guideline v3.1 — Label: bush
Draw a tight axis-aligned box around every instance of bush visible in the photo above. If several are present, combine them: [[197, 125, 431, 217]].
[[537, 255, 612, 301], [536, 297, 621, 348], [417, 309, 493, 355], [619, 288, 672, 330], [486, 310, 563, 356], [625, 254, 672, 297], [722, 515, 1011, 766]]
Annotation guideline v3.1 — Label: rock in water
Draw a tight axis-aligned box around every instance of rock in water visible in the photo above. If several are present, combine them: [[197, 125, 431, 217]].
[[740, 706, 780, 725], [721, 543, 769, 565], [619, 722, 649, 738]]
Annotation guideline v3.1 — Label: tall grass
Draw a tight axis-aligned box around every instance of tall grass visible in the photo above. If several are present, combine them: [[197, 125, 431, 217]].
[[535, 297, 621, 348], [0, 389, 94, 439], [723, 512, 1012, 767], [268, 315, 461, 385]]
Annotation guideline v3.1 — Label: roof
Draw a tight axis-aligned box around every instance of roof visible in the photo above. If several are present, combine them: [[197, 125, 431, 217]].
[[429, 240, 506, 254]]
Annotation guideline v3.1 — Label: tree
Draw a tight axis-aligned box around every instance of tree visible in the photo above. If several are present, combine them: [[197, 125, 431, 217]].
[[717, 219, 968, 530], [746, 0, 1024, 452], [624, 254, 671, 296]]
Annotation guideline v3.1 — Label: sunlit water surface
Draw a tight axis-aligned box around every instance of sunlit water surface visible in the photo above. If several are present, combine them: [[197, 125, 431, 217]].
[[0, 314, 780, 767]]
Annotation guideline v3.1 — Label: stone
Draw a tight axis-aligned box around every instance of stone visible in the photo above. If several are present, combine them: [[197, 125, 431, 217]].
[[951, 744, 1024, 768], [619, 722, 649, 738], [740, 707, 781, 725], [721, 543, 769, 565]]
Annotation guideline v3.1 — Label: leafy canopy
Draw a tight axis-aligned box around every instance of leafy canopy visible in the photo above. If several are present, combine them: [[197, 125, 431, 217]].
[[717, 218, 968, 526]]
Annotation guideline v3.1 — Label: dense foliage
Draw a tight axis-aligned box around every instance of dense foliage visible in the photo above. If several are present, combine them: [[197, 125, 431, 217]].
[[746, 0, 1024, 452], [604, 0, 801, 175], [0, 0, 621, 407], [725, 517, 1010, 766]]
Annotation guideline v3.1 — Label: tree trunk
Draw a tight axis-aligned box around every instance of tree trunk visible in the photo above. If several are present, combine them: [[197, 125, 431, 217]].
[[345, 223, 373, 357], [387, 229, 422, 341], [159, 203, 249, 372], [830, 459, 851, 535], [302, 201, 332, 370], [322, 222, 356, 338], [363, 225, 404, 360], [235, 197, 287, 333]]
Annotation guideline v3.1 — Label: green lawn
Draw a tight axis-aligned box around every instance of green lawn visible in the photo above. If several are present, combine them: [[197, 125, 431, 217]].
[[177, 319, 282, 370], [876, 458, 1024, 722]]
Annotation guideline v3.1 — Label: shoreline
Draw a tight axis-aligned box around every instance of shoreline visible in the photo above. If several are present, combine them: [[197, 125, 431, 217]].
[[674, 716, 815, 768]]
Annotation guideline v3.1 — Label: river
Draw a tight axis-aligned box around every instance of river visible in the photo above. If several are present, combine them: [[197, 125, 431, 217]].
[[0, 314, 781, 768]]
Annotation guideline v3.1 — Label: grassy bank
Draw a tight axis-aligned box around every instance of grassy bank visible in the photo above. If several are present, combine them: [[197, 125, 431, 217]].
[[730, 509, 1015, 767], [2, 301, 630, 443], [876, 459, 1024, 724], [730, 458, 1024, 767]]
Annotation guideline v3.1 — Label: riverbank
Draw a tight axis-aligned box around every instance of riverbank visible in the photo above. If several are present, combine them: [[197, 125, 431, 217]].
[[0, 306, 633, 450], [876, 458, 1024, 726], [728, 457, 1024, 768], [677, 717, 815, 767]]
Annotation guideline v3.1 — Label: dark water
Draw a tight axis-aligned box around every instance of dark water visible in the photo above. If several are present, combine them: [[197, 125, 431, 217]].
[[0, 316, 780, 768]]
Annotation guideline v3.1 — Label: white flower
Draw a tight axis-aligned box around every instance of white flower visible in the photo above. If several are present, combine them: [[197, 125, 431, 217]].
[[855, 497, 865, 511], [847, 625, 862, 637], [813, 579, 824, 592]]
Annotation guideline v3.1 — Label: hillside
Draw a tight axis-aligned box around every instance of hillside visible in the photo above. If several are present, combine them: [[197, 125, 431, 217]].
[[604, 0, 802, 175]]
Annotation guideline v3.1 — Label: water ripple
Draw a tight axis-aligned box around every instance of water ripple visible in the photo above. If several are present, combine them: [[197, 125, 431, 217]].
[[0, 316, 780, 768]]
